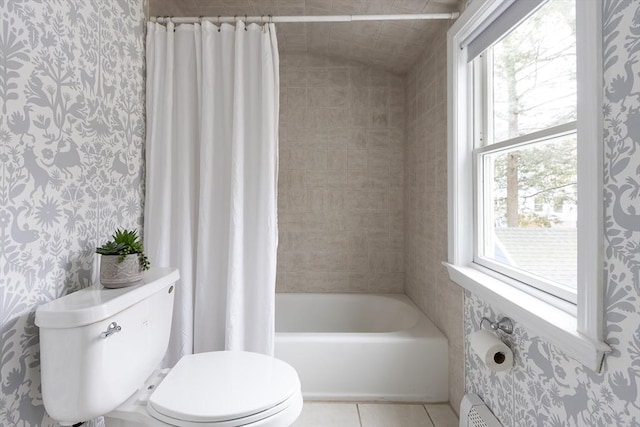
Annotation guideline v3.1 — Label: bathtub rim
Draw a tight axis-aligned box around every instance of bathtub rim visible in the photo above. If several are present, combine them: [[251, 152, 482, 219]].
[[274, 292, 447, 340]]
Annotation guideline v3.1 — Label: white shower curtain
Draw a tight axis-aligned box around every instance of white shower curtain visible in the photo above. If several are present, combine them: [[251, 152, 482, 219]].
[[145, 21, 279, 365]]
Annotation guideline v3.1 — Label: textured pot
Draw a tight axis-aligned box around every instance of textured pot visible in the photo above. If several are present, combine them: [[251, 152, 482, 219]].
[[100, 254, 144, 288]]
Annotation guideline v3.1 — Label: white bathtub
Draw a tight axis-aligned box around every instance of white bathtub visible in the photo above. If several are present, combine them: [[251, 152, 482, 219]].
[[274, 293, 448, 402]]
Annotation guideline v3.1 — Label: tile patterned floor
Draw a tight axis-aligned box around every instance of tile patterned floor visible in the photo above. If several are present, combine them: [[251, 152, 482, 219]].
[[292, 402, 458, 427]]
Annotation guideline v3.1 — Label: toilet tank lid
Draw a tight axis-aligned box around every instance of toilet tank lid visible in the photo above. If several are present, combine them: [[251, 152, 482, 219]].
[[35, 268, 179, 329]]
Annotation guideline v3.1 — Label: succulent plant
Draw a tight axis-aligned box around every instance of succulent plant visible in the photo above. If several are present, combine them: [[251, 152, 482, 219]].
[[96, 228, 150, 271]]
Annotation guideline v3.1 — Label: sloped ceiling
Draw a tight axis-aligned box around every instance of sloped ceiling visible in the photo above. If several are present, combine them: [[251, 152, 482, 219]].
[[148, 0, 461, 74]]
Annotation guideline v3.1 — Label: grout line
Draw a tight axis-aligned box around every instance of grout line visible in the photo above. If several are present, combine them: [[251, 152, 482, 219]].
[[356, 403, 363, 427], [423, 404, 436, 427]]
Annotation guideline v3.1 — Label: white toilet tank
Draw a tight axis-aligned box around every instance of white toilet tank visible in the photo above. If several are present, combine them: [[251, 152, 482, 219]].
[[35, 268, 179, 426]]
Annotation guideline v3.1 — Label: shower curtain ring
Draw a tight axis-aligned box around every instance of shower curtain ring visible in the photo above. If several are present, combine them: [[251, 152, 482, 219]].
[[245, 15, 248, 30]]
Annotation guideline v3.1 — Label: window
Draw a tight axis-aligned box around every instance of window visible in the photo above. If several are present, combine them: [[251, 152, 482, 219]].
[[472, 0, 578, 303], [446, 0, 610, 371]]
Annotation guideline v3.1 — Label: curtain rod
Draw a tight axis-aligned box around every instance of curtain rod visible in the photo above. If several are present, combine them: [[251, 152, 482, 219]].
[[150, 13, 459, 25]]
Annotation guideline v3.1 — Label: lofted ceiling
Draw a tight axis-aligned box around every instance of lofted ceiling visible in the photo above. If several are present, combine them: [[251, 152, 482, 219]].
[[148, 0, 461, 74]]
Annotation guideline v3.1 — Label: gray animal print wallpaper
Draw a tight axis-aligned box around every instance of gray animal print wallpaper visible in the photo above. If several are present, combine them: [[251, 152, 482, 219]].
[[0, 0, 146, 425], [465, 1, 640, 425]]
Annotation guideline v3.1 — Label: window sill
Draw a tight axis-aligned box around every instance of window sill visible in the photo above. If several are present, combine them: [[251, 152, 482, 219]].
[[444, 262, 610, 372]]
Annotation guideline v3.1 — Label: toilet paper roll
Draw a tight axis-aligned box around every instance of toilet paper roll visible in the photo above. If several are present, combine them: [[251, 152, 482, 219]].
[[469, 329, 513, 372]]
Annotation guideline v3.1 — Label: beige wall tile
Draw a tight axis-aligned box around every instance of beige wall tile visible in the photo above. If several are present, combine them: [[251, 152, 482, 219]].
[[278, 40, 463, 414], [329, 67, 350, 87], [404, 31, 464, 414], [278, 53, 404, 294]]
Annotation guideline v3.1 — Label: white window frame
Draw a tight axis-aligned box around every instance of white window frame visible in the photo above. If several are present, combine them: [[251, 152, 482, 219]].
[[474, 120, 579, 304], [445, 0, 610, 371]]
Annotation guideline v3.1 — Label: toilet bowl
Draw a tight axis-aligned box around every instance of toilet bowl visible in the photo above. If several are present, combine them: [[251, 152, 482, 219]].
[[35, 268, 302, 427], [106, 352, 302, 427]]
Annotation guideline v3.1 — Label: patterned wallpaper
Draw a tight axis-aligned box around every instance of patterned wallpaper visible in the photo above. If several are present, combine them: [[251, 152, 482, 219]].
[[464, 1, 640, 425], [0, 0, 146, 425]]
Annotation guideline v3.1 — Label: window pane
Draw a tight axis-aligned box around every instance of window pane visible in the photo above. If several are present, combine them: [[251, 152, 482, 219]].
[[481, 134, 577, 289], [491, 0, 576, 144]]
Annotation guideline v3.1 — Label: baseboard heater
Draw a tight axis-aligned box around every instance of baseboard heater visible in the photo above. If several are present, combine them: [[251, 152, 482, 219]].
[[460, 394, 503, 427]]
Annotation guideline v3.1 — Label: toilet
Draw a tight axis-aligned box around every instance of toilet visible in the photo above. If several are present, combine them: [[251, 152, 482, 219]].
[[35, 268, 302, 426]]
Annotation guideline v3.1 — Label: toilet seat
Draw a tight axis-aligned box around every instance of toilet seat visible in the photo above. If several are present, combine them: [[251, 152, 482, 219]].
[[147, 389, 301, 427], [146, 351, 301, 426]]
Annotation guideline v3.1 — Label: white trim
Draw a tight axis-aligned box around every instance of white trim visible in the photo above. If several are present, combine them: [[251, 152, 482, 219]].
[[460, 0, 515, 49], [575, 0, 604, 347], [464, 0, 546, 62], [473, 121, 579, 304], [473, 121, 577, 155], [474, 256, 577, 304], [445, 263, 610, 371], [447, 0, 610, 372]]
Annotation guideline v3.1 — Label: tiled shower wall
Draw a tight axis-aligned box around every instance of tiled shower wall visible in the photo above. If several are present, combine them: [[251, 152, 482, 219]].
[[276, 39, 464, 411], [404, 25, 465, 412], [276, 53, 405, 293]]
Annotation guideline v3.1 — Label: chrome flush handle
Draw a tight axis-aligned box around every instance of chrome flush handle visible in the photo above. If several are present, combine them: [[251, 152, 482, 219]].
[[100, 322, 122, 339]]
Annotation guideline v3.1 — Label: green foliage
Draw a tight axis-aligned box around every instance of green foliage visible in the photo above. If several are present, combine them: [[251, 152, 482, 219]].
[[96, 228, 150, 271], [493, 139, 577, 227]]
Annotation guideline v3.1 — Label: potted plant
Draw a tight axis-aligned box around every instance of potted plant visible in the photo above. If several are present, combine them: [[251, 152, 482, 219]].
[[96, 228, 151, 288]]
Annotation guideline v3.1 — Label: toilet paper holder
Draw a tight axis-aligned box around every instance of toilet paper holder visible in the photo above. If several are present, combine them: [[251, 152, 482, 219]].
[[480, 316, 513, 334]]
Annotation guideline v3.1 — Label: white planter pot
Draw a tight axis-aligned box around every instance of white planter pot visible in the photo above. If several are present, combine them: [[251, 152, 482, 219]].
[[100, 254, 144, 288]]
